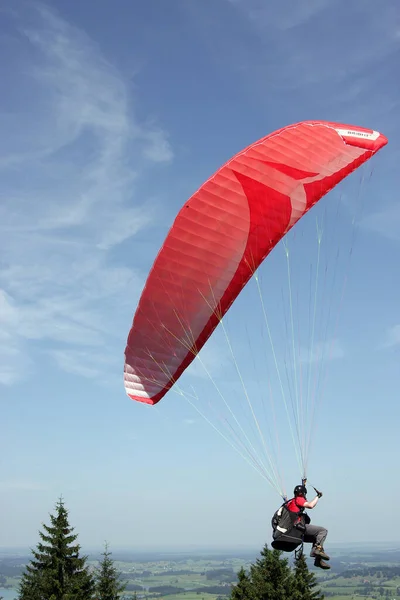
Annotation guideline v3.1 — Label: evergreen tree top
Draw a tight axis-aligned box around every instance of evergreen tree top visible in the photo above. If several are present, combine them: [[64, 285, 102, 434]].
[[292, 552, 324, 600], [96, 542, 126, 600], [229, 544, 324, 600], [18, 497, 95, 600]]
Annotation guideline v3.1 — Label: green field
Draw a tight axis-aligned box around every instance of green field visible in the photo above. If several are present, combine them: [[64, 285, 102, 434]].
[[3, 548, 400, 600], [318, 571, 400, 599]]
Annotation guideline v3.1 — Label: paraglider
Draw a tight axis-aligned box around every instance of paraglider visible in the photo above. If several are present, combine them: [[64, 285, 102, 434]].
[[124, 120, 387, 405], [123, 119, 387, 561], [272, 482, 330, 569]]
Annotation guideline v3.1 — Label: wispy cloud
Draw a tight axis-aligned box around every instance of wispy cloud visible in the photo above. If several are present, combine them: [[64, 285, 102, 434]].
[[383, 324, 400, 349], [0, 4, 173, 385], [227, 0, 399, 71], [361, 205, 400, 242], [184, 334, 232, 381], [223, 0, 399, 123], [239, 0, 331, 32], [0, 291, 29, 385], [141, 128, 174, 163], [50, 348, 116, 379], [0, 480, 49, 492], [299, 339, 344, 364]]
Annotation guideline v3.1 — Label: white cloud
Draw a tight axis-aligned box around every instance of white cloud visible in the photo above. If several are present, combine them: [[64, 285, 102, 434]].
[[184, 333, 232, 381], [0, 4, 173, 385], [0, 480, 49, 492], [299, 339, 344, 364], [224, 0, 399, 110], [361, 205, 400, 242], [50, 348, 115, 379], [141, 129, 174, 164], [383, 324, 400, 348], [0, 362, 22, 386], [0, 291, 27, 385], [0, 290, 19, 326], [246, 0, 330, 32]]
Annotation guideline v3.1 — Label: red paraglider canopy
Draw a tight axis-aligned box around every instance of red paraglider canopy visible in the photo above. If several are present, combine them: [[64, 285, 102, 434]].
[[124, 120, 387, 405]]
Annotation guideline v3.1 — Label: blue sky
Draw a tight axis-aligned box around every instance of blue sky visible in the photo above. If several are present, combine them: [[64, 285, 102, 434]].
[[1, 0, 399, 552]]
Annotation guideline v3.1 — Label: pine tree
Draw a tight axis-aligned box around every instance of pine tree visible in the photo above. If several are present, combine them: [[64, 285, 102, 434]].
[[95, 542, 126, 600], [292, 552, 324, 600], [249, 544, 293, 600], [230, 566, 254, 600], [18, 497, 95, 600]]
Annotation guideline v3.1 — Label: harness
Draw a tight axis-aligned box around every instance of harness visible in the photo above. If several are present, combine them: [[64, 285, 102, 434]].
[[271, 497, 307, 553]]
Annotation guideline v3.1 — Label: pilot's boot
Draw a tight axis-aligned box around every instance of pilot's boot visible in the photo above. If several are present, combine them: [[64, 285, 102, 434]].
[[314, 556, 331, 570], [311, 544, 330, 560]]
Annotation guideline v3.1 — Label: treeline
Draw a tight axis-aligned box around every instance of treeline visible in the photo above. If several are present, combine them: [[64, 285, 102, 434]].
[[205, 568, 236, 581], [342, 565, 400, 578], [148, 567, 234, 581], [147, 585, 229, 595], [148, 586, 182, 594], [124, 583, 145, 591], [0, 563, 24, 577], [193, 586, 230, 594], [150, 569, 194, 576]]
